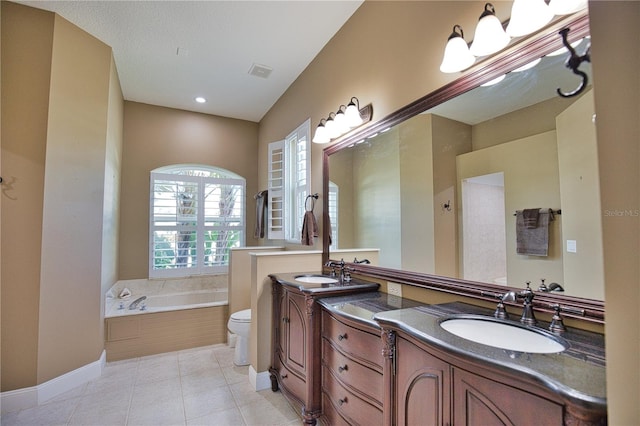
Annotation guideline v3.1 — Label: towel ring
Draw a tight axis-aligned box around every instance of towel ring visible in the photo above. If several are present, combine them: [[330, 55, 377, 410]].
[[305, 193, 319, 212]]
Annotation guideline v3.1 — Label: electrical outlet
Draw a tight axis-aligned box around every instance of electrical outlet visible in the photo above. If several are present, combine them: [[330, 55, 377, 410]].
[[387, 282, 403, 297]]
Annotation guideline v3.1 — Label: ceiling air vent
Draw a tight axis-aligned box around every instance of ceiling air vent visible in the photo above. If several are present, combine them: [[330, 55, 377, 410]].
[[248, 63, 273, 79]]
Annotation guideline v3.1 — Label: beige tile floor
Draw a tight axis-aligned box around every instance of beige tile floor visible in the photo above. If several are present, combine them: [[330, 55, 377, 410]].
[[2, 344, 302, 426]]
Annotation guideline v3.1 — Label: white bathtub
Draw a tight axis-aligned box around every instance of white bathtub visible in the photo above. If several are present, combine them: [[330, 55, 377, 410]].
[[105, 277, 228, 318]]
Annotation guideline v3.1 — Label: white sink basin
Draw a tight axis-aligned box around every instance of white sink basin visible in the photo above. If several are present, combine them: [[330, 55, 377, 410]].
[[440, 316, 567, 354], [294, 275, 339, 284]]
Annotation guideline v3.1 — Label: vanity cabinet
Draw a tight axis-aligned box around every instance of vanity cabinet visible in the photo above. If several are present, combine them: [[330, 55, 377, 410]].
[[390, 331, 565, 426], [320, 308, 384, 425], [269, 274, 379, 425], [394, 335, 451, 426]]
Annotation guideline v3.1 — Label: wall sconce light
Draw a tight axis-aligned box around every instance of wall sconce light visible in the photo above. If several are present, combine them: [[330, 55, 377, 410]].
[[440, 25, 476, 73], [439, 0, 588, 76], [506, 0, 553, 38], [312, 97, 372, 143], [549, 0, 588, 16], [469, 3, 510, 57]]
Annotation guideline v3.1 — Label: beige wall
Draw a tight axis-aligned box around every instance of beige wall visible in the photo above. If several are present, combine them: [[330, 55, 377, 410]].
[[259, 0, 640, 421], [556, 90, 604, 300], [1, 2, 54, 391], [590, 2, 640, 423], [1, 2, 123, 390], [119, 102, 259, 279], [457, 132, 563, 286]]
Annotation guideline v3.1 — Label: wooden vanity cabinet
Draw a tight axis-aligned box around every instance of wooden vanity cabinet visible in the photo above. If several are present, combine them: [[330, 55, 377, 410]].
[[269, 276, 379, 425], [386, 330, 572, 426], [320, 309, 384, 425]]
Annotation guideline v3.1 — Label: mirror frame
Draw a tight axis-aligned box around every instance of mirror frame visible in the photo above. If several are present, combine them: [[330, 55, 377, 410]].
[[322, 10, 604, 324]]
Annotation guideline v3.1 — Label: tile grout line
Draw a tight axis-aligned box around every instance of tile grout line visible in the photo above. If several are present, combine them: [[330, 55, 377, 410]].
[[124, 356, 140, 426]]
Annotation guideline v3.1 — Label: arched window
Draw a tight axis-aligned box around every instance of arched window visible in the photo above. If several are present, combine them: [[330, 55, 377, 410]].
[[149, 164, 245, 278]]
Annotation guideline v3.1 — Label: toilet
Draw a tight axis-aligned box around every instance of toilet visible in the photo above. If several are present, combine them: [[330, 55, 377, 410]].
[[227, 309, 251, 366]]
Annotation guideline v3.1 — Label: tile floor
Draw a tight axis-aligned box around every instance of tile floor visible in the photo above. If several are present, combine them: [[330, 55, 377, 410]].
[[2, 344, 302, 426]]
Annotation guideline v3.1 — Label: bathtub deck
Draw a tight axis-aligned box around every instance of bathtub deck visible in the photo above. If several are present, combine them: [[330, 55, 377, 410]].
[[105, 305, 229, 361]]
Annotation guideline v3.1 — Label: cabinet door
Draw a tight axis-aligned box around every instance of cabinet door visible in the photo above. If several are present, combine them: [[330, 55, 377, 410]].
[[285, 290, 308, 374], [395, 336, 451, 426], [452, 367, 563, 426]]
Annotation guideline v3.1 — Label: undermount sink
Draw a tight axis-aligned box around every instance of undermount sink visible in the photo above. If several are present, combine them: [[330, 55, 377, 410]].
[[294, 275, 339, 284], [439, 315, 567, 354]]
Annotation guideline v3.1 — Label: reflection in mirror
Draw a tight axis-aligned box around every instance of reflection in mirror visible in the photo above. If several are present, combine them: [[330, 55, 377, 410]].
[[327, 23, 603, 301]]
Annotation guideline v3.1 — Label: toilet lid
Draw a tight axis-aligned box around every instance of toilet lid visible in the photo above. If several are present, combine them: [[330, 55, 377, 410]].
[[230, 309, 251, 322]]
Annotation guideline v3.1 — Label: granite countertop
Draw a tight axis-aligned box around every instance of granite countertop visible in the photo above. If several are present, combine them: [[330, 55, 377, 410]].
[[320, 293, 606, 412], [318, 291, 425, 329], [269, 272, 380, 295], [374, 303, 606, 411]]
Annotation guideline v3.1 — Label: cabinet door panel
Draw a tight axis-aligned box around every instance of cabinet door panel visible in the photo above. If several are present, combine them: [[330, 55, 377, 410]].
[[453, 367, 563, 426], [286, 291, 307, 373], [395, 337, 450, 426]]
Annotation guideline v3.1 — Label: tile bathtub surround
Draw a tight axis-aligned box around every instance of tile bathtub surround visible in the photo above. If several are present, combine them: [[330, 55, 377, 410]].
[[1, 344, 301, 426]]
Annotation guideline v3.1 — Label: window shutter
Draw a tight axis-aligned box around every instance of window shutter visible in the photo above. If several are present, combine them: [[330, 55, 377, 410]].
[[268, 140, 285, 240]]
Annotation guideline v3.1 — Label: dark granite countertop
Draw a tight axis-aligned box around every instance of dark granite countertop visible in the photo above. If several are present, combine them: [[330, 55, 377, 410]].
[[318, 291, 425, 329], [269, 272, 379, 295], [318, 293, 606, 412], [374, 302, 606, 411]]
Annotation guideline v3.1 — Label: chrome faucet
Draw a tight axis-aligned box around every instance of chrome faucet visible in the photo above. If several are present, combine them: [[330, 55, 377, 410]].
[[353, 257, 370, 264], [324, 259, 352, 282], [538, 279, 564, 293], [494, 282, 537, 325], [128, 296, 147, 310]]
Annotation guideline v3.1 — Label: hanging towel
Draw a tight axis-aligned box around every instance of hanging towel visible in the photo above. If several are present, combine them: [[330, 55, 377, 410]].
[[254, 190, 268, 239], [301, 210, 319, 246], [522, 208, 540, 229], [516, 209, 553, 256]]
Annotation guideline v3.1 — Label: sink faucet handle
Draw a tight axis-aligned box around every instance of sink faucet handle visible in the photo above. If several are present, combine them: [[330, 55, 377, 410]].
[[549, 304, 567, 333], [538, 278, 548, 292]]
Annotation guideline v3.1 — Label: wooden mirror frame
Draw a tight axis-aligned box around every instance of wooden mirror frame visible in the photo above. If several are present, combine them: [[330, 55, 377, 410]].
[[322, 11, 604, 324]]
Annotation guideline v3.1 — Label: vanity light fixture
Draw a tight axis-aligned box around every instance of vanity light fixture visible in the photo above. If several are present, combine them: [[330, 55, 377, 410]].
[[194, 96, 207, 103], [506, 0, 553, 38], [480, 74, 506, 87], [469, 3, 510, 57], [439, 25, 476, 73], [312, 97, 372, 144], [549, 0, 588, 16], [512, 58, 542, 72], [344, 97, 365, 128]]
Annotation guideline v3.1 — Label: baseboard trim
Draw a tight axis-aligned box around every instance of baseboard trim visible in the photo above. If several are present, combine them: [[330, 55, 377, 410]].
[[1, 350, 105, 414], [249, 366, 271, 391]]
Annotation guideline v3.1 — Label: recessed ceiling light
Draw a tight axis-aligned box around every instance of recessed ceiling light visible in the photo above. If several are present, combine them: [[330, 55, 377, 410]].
[[195, 97, 206, 104]]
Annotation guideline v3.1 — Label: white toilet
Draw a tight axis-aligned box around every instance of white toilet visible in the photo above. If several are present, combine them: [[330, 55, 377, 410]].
[[227, 309, 251, 366]]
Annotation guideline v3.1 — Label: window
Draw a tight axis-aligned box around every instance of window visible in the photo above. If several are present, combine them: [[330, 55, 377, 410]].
[[328, 181, 339, 249], [150, 165, 245, 278], [268, 119, 311, 243]]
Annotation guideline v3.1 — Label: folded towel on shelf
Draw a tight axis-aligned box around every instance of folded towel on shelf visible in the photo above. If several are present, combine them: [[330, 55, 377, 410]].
[[522, 208, 540, 229], [254, 190, 268, 239], [301, 210, 319, 246], [516, 209, 553, 256]]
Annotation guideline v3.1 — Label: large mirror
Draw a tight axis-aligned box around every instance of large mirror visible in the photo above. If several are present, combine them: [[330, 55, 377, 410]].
[[323, 11, 604, 319]]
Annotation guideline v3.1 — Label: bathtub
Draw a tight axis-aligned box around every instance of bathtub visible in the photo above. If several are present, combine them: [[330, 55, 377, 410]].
[[104, 277, 229, 361]]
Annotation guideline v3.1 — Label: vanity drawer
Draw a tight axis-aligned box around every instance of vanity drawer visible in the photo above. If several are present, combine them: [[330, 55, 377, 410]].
[[322, 365, 383, 425], [322, 313, 383, 369], [275, 355, 306, 402], [322, 342, 383, 406]]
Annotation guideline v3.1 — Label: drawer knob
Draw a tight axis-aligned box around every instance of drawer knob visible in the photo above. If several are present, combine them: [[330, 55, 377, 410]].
[[338, 333, 348, 341], [281, 373, 288, 379], [338, 397, 348, 406], [338, 365, 348, 373]]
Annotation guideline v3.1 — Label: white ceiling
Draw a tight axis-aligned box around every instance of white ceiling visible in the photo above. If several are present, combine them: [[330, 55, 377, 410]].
[[18, 0, 364, 122]]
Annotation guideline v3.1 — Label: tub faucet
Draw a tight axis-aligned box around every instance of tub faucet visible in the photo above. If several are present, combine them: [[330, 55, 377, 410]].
[[128, 296, 147, 310], [353, 257, 370, 264]]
